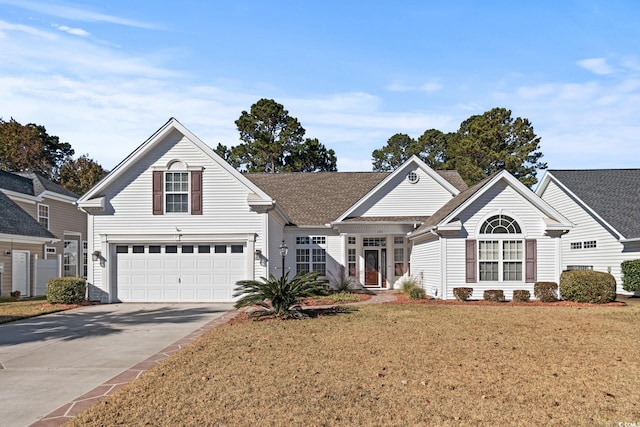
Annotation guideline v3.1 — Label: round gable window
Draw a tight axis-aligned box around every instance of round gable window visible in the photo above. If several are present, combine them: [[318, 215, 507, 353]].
[[406, 171, 419, 184]]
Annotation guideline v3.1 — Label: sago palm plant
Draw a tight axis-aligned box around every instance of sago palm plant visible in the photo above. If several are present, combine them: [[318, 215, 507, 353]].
[[233, 271, 328, 318]]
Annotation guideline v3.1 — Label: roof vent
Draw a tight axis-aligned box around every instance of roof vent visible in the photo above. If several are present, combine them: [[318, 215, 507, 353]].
[[407, 171, 419, 184]]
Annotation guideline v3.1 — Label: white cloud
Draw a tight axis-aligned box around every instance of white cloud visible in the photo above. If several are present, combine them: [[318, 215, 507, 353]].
[[386, 80, 443, 93], [0, 19, 56, 39], [53, 24, 90, 37], [0, 0, 158, 29], [577, 57, 614, 75]]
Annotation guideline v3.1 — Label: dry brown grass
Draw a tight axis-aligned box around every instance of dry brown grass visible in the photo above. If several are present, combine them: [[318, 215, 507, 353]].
[[0, 298, 79, 324], [70, 298, 640, 426]]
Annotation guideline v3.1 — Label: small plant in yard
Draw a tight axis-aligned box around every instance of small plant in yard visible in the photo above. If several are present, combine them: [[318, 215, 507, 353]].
[[560, 270, 616, 304], [534, 282, 558, 302], [512, 290, 530, 302], [395, 275, 426, 300], [334, 276, 356, 293], [453, 287, 473, 301], [483, 290, 505, 302], [407, 286, 426, 300], [233, 271, 328, 318]]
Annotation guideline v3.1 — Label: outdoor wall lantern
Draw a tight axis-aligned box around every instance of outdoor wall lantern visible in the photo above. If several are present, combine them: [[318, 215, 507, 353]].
[[254, 249, 262, 260], [92, 250, 101, 262]]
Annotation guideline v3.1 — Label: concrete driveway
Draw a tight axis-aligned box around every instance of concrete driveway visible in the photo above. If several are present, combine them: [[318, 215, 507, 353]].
[[0, 303, 235, 427]]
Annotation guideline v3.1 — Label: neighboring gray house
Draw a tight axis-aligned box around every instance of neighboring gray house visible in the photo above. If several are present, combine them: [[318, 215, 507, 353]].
[[0, 190, 58, 297], [537, 169, 640, 293], [78, 118, 573, 303], [0, 170, 87, 297]]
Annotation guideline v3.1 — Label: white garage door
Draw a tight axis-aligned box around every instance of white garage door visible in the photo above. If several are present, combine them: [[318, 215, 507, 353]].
[[116, 243, 246, 302]]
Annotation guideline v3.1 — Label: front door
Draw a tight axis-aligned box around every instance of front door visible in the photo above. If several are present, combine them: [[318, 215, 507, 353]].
[[364, 250, 379, 287], [12, 250, 29, 297]]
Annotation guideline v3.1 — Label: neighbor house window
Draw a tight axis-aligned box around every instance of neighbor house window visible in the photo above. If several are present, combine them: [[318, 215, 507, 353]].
[[38, 204, 49, 229], [165, 171, 189, 213], [478, 215, 523, 282], [82, 241, 88, 278], [63, 240, 78, 277]]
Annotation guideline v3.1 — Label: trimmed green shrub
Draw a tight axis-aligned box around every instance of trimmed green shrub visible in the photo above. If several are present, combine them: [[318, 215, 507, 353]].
[[453, 287, 473, 301], [407, 286, 426, 300], [483, 290, 505, 302], [534, 282, 558, 302], [46, 277, 86, 304], [621, 259, 640, 293], [560, 270, 616, 304], [512, 290, 531, 302]]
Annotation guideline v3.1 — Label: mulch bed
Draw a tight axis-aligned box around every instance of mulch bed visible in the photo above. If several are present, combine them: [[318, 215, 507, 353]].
[[300, 293, 372, 306], [390, 292, 628, 307]]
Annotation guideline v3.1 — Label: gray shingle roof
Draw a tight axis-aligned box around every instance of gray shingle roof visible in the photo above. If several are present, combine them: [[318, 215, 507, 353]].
[[0, 191, 57, 239], [247, 172, 388, 226], [0, 170, 35, 195], [17, 172, 79, 198], [549, 169, 640, 239], [246, 170, 467, 226]]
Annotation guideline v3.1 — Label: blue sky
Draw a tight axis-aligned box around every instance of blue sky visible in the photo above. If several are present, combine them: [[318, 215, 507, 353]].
[[1, 1, 639, 174]]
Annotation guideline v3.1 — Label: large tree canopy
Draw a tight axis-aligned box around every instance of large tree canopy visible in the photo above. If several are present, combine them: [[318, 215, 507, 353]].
[[370, 108, 546, 187], [227, 98, 337, 173], [0, 118, 74, 180], [58, 154, 108, 195]]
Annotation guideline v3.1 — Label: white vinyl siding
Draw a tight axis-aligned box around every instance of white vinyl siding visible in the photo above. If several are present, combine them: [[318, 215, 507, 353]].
[[350, 167, 456, 217], [86, 132, 269, 302], [409, 233, 440, 297], [438, 181, 561, 300], [540, 179, 638, 291]]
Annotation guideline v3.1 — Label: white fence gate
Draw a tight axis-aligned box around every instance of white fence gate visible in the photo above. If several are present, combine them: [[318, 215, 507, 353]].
[[34, 254, 61, 296]]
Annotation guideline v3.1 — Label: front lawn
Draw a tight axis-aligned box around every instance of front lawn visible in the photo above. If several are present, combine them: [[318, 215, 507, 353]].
[[0, 298, 80, 324], [71, 301, 640, 426]]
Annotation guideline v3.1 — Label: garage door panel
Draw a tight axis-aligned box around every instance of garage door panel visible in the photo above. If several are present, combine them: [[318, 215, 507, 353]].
[[196, 274, 212, 284], [117, 244, 246, 302]]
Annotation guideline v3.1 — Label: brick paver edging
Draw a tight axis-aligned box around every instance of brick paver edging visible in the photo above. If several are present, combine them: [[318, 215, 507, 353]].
[[29, 309, 239, 427]]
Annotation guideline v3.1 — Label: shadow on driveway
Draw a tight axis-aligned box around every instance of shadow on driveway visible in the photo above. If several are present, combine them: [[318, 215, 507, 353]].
[[0, 304, 233, 347]]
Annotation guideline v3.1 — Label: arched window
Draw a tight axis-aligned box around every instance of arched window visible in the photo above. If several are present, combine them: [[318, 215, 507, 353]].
[[478, 214, 523, 282], [480, 214, 521, 234]]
